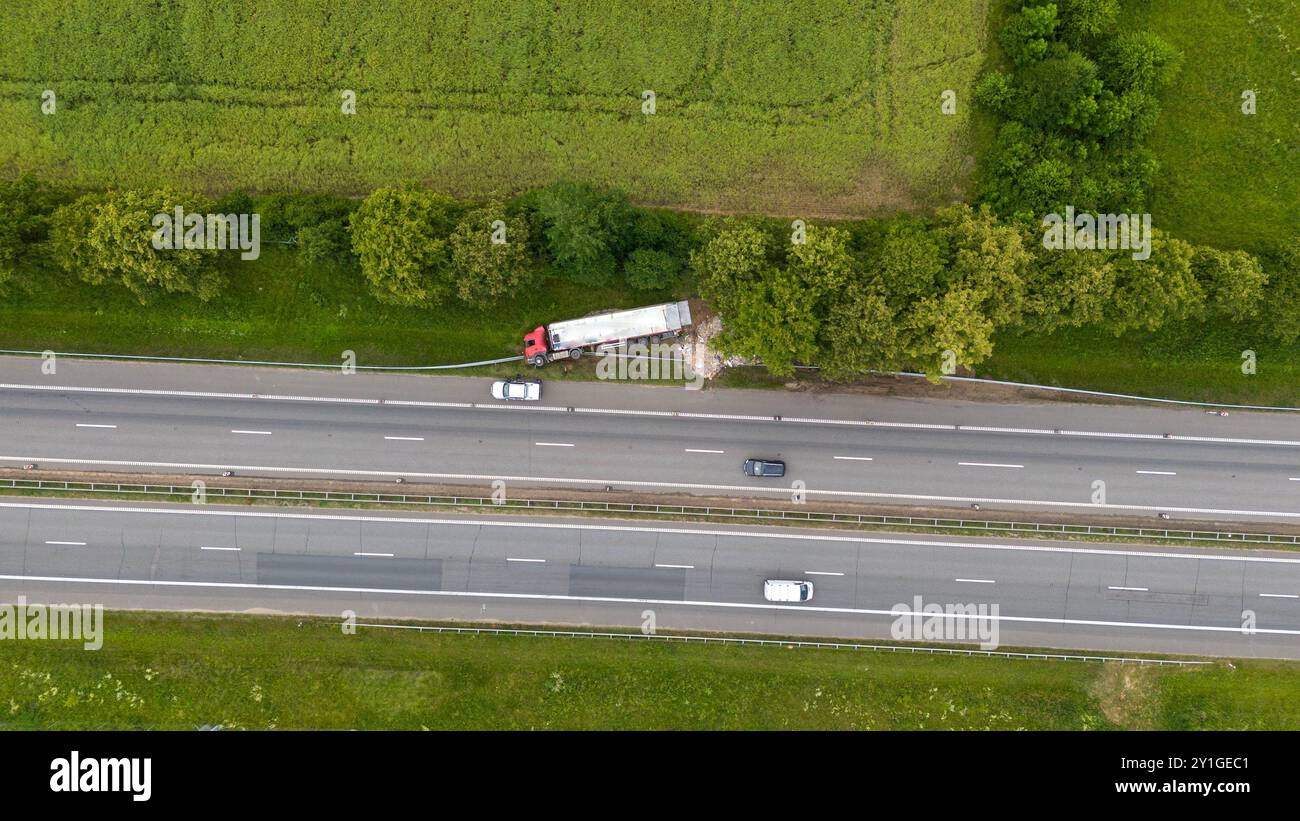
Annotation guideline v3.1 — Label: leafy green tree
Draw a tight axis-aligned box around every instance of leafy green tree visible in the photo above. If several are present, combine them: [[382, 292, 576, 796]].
[[0, 177, 65, 294], [1102, 31, 1182, 95], [534, 181, 632, 287], [1019, 51, 1103, 134], [1000, 3, 1059, 66], [212, 190, 255, 219], [973, 71, 1016, 115], [623, 248, 682, 291], [1259, 238, 1300, 343], [690, 218, 772, 316], [349, 187, 459, 307], [447, 202, 535, 307], [713, 266, 819, 378], [904, 286, 997, 379], [1092, 88, 1159, 142], [1103, 231, 1203, 334], [819, 284, 903, 381], [870, 218, 945, 308], [1056, 0, 1119, 49], [629, 209, 695, 260], [785, 224, 857, 310], [934, 204, 1032, 326], [257, 192, 355, 242], [1192, 246, 1267, 322], [1022, 244, 1118, 331], [296, 218, 352, 269], [49, 189, 222, 304]]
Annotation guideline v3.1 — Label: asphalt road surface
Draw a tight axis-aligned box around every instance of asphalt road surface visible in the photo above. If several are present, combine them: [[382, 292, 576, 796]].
[[3, 356, 1300, 523], [1, 498, 1298, 658]]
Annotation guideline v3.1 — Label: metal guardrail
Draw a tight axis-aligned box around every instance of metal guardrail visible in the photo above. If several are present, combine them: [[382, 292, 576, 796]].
[[354, 623, 1212, 666], [3, 476, 1299, 547]]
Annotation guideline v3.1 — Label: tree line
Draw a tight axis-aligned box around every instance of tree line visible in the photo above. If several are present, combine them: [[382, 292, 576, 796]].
[[0, 179, 693, 309], [1, 175, 1295, 379]]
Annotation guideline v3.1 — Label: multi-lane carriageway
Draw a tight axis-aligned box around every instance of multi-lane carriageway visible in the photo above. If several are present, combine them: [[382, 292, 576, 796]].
[[5, 355, 1300, 522], [3, 355, 1300, 654], [3, 498, 1299, 658]]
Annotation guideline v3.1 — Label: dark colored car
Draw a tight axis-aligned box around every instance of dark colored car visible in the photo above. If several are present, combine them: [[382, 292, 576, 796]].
[[743, 458, 786, 478]]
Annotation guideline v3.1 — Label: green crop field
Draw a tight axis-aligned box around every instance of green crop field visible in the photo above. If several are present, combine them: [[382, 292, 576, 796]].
[[2, 612, 1297, 730], [0, 0, 990, 217], [1129, 0, 1299, 250]]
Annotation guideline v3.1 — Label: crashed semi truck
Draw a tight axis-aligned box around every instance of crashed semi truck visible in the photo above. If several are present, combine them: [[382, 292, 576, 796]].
[[523, 301, 693, 367]]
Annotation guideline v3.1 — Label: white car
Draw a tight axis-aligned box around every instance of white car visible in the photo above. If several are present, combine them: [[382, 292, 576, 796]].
[[763, 579, 814, 602], [490, 378, 542, 401]]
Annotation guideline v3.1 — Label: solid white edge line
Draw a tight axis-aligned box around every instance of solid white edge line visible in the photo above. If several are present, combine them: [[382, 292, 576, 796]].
[[2, 572, 1298, 637], [4, 499, 1300, 565]]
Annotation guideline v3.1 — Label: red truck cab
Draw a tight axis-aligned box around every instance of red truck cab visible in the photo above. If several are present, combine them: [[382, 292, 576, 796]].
[[523, 326, 550, 365]]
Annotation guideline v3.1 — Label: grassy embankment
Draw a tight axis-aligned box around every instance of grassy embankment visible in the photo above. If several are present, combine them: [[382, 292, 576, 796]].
[[2, 612, 1296, 730]]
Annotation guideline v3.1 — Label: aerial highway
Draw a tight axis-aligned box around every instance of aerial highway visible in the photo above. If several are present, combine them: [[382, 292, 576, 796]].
[[3, 356, 1300, 523], [0, 497, 1297, 658]]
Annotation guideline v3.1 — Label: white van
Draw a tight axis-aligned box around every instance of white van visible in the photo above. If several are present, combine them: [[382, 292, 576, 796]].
[[763, 579, 814, 602]]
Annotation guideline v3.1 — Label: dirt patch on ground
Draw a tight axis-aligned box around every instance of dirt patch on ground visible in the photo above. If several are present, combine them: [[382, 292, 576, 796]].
[[630, 158, 927, 221], [1089, 663, 1159, 729], [761, 368, 1153, 408]]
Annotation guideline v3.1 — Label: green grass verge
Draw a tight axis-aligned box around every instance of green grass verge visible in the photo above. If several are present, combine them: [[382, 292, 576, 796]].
[[0, 0, 990, 216], [0, 246, 671, 366], [982, 321, 1300, 406], [4, 254, 1299, 406], [2, 611, 1296, 729], [1128, 0, 1299, 249]]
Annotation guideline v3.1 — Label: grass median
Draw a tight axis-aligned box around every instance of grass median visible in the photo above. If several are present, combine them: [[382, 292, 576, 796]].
[[0, 612, 1295, 730]]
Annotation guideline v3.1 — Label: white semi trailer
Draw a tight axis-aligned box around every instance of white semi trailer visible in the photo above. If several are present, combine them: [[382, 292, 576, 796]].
[[522, 301, 693, 367]]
